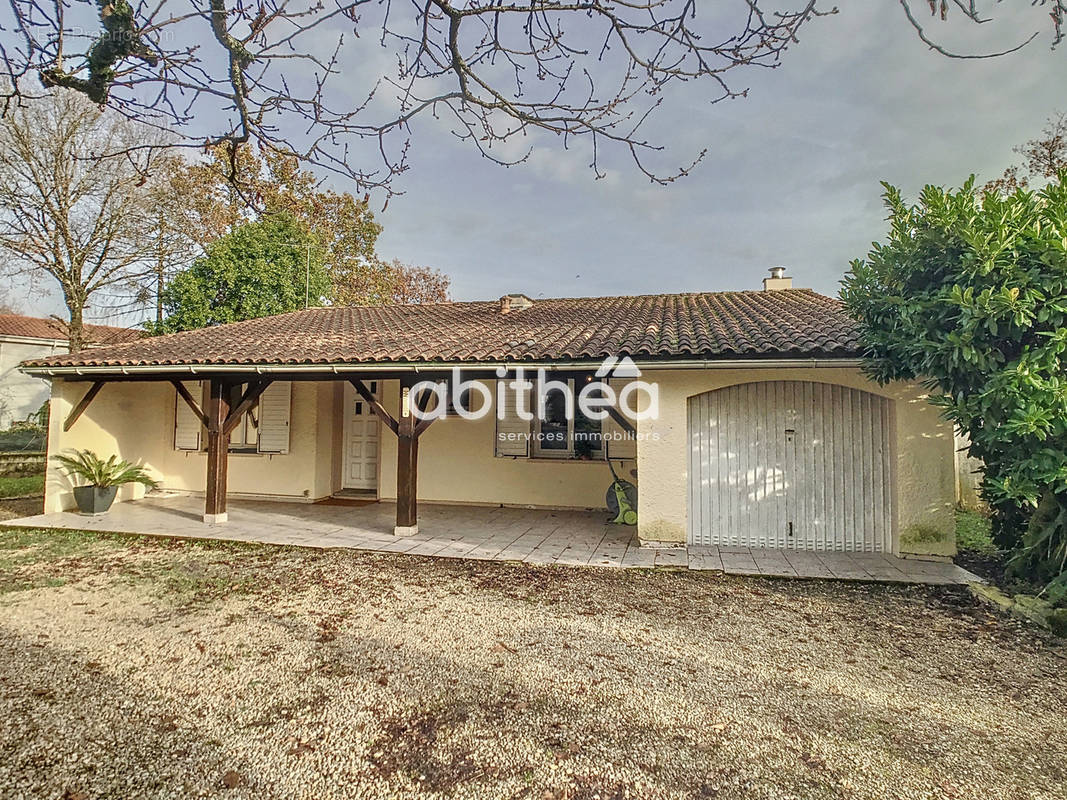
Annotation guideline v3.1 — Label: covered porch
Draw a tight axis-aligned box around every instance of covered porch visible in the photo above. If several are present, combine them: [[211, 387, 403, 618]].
[[45, 368, 638, 534], [2, 494, 979, 583]]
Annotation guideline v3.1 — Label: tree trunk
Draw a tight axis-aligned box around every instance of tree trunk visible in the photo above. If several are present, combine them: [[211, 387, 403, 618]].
[[67, 303, 84, 354], [156, 210, 165, 324]]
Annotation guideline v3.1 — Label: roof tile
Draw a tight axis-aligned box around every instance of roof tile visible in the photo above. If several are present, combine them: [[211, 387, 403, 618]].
[[22, 289, 858, 370], [0, 314, 139, 346]]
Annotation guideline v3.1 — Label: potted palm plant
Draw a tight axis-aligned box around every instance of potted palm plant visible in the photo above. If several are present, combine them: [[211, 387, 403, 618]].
[[53, 450, 159, 515]]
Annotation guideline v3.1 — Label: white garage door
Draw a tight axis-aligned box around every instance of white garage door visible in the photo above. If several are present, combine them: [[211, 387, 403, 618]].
[[687, 381, 892, 552]]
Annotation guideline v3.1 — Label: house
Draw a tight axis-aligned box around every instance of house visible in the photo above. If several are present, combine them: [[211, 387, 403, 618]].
[[0, 314, 139, 430], [19, 271, 958, 557]]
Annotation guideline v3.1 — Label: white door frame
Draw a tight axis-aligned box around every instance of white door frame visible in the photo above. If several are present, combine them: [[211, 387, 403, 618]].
[[342, 380, 381, 492]]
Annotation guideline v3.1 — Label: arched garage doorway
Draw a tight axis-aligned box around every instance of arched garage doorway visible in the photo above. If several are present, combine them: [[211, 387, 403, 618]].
[[687, 381, 892, 552]]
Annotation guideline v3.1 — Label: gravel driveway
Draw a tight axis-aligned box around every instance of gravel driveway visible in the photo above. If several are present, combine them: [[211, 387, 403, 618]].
[[1, 527, 1064, 800]]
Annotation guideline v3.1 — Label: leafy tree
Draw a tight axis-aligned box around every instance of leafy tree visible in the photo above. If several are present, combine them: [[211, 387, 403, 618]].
[[178, 146, 382, 260], [841, 177, 1067, 586], [155, 214, 330, 333], [170, 145, 450, 308], [136, 154, 205, 325], [385, 261, 451, 305]]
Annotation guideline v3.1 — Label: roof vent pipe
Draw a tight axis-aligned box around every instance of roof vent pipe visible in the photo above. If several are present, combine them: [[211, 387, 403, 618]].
[[762, 267, 793, 291]]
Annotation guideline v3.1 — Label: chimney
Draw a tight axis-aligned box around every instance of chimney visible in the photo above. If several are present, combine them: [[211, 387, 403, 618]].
[[762, 266, 793, 291], [499, 293, 533, 314]]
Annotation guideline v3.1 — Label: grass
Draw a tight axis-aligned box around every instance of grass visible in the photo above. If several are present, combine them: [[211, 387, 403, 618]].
[[0, 473, 44, 498], [0, 526, 119, 594], [955, 508, 996, 554], [0, 525, 274, 602]]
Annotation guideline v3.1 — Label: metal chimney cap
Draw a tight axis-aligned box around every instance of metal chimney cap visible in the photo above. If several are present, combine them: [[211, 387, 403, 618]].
[[768, 266, 787, 279]]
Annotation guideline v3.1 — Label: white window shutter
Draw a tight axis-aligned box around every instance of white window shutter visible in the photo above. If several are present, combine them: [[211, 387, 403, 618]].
[[605, 413, 637, 460], [495, 380, 531, 457], [174, 381, 202, 451], [606, 378, 637, 460], [257, 381, 291, 454]]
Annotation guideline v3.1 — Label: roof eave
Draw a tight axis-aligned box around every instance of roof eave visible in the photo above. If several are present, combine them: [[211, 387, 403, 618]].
[[21, 355, 863, 378]]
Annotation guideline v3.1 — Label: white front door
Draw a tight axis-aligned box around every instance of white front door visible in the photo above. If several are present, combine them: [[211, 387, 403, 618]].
[[342, 380, 380, 491]]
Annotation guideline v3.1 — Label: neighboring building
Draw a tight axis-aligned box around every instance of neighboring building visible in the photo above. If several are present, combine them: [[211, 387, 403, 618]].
[[0, 314, 139, 430], [21, 271, 958, 557]]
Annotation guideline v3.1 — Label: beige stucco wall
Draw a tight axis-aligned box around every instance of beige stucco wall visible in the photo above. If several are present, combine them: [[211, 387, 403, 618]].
[[375, 380, 623, 509], [44, 379, 337, 513], [954, 430, 988, 513], [43, 370, 955, 557], [43, 377, 621, 514], [635, 367, 957, 556]]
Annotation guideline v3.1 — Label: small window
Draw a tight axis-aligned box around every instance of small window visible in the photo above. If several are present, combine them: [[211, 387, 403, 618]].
[[532, 379, 604, 459], [447, 386, 488, 417], [199, 384, 259, 454], [174, 381, 290, 455], [227, 400, 259, 453], [353, 381, 379, 417]]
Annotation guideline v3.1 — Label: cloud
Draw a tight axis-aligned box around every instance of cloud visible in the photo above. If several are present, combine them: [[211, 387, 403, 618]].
[[377, 0, 1063, 301], [13, 0, 1063, 321]]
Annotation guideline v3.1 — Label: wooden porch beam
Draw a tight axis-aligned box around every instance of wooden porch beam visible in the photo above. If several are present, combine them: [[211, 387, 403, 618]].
[[349, 379, 399, 436], [171, 380, 210, 429], [411, 379, 443, 437], [413, 416, 438, 437], [204, 379, 231, 524], [222, 379, 272, 436], [63, 381, 105, 431], [396, 414, 419, 534]]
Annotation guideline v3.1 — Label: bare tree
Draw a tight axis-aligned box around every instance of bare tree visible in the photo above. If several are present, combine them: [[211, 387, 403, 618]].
[[137, 156, 202, 324], [0, 90, 161, 351], [3, 2, 1062, 191], [0, 287, 22, 315], [984, 111, 1067, 194]]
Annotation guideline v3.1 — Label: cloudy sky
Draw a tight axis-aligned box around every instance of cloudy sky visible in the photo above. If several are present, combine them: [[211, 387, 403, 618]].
[[7, 0, 1065, 322], [368, 1, 1064, 302]]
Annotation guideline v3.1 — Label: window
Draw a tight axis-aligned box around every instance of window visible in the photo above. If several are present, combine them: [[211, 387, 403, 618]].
[[174, 381, 291, 455], [226, 387, 260, 453], [353, 380, 379, 417], [214, 384, 258, 453], [532, 379, 604, 459]]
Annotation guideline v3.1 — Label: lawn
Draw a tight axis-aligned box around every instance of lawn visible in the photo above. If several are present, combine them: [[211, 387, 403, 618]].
[[955, 509, 996, 555], [0, 472, 44, 499], [0, 527, 1065, 800]]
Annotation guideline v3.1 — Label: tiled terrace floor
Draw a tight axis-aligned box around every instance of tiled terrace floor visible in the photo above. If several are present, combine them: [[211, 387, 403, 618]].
[[3, 495, 979, 585]]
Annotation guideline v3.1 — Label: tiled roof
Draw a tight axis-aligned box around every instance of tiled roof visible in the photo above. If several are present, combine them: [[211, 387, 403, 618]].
[[0, 314, 140, 346], [21, 290, 859, 370]]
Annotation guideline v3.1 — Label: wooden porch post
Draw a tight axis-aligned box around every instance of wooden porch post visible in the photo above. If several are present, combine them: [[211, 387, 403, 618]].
[[204, 378, 231, 524], [349, 375, 438, 536], [395, 375, 419, 534]]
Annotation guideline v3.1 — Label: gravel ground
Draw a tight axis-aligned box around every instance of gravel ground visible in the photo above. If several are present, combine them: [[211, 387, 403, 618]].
[[0, 527, 1065, 800]]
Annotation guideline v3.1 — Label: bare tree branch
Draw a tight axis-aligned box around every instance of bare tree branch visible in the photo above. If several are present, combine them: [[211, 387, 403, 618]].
[[1, 1, 1063, 191]]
